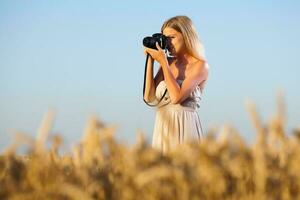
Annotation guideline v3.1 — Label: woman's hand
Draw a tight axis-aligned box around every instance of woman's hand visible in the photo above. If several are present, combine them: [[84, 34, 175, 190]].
[[144, 42, 167, 65]]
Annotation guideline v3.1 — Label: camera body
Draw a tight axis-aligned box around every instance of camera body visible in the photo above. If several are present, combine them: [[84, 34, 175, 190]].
[[143, 33, 168, 50]]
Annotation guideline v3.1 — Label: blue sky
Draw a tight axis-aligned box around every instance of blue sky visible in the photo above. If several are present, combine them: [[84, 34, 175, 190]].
[[1, 0, 299, 152]]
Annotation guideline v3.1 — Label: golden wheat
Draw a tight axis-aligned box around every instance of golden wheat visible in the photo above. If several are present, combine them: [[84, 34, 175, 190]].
[[0, 92, 299, 200]]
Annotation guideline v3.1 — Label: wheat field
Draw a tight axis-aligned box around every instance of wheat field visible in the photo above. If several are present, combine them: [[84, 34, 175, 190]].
[[1, 92, 300, 200]]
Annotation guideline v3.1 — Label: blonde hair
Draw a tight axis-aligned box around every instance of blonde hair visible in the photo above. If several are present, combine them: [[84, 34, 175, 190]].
[[161, 15, 206, 61]]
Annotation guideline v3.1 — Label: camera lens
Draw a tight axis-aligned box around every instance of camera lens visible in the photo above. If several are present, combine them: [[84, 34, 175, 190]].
[[143, 36, 160, 49], [143, 37, 153, 48]]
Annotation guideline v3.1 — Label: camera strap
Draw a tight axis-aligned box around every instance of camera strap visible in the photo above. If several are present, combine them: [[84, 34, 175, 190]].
[[143, 53, 167, 107]]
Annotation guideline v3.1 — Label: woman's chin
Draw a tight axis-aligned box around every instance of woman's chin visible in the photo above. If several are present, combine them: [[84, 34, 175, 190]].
[[171, 50, 177, 55]]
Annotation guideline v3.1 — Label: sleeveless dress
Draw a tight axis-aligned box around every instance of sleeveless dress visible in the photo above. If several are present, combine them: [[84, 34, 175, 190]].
[[151, 79, 204, 154]]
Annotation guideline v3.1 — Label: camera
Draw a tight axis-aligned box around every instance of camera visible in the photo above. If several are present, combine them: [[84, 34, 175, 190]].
[[143, 33, 168, 50]]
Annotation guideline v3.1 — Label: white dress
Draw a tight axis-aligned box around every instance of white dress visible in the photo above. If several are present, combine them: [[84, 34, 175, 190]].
[[151, 79, 204, 154]]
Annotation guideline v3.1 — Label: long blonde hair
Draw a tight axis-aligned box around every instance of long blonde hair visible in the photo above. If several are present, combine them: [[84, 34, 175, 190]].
[[161, 15, 206, 61]]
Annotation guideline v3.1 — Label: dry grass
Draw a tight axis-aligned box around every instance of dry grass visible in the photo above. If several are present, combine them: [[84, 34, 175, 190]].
[[1, 92, 300, 200]]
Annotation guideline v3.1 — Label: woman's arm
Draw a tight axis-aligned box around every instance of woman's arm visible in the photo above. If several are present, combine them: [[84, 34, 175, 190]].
[[143, 55, 156, 103], [161, 59, 207, 104]]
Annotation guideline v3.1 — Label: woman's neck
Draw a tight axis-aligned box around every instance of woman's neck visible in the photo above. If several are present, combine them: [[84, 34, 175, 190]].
[[175, 53, 197, 65]]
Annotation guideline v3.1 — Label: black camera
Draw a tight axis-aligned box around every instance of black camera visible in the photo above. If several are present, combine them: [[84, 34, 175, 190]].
[[143, 33, 168, 50]]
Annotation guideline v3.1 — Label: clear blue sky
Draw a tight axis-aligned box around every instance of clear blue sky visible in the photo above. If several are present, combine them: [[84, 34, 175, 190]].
[[1, 0, 299, 152]]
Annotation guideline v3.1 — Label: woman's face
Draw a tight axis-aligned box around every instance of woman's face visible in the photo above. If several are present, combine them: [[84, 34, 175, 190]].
[[163, 27, 186, 56]]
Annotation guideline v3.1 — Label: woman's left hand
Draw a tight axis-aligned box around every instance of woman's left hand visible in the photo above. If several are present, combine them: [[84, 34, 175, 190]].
[[144, 42, 167, 65]]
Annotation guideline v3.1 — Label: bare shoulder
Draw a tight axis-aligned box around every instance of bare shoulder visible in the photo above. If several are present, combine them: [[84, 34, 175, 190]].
[[190, 59, 208, 75], [186, 59, 209, 89]]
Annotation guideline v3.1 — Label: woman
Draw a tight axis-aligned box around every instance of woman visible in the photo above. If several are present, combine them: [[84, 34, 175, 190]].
[[143, 15, 209, 154]]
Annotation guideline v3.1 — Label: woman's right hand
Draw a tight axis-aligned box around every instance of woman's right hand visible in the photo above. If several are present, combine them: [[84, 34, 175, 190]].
[[143, 48, 154, 60]]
